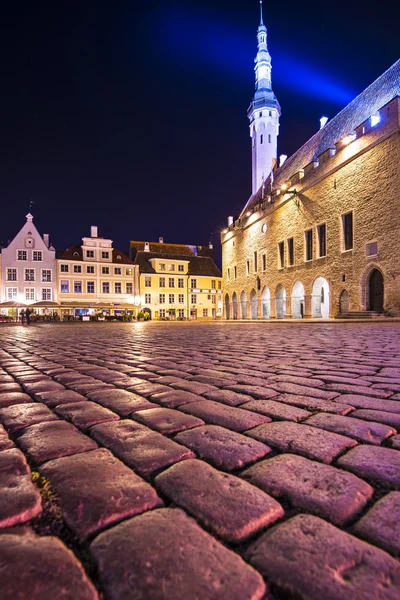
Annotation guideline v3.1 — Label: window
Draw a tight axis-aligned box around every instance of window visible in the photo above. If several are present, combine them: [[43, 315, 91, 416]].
[[17, 250, 27, 261], [178, 294, 184, 303], [278, 242, 285, 269], [260, 134, 263, 144], [305, 229, 313, 261], [159, 293, 166, 304], [218, 281, 222, 289], [254, 252, 257, 272], [60, 264, 69, 273], [168, 278, 175, 288], [234, 266, 237, 279], [145, 276, 152, 287], [178, 264, 184, 272], [7, 268, 17, 281], [178, 309, 185, 318], [102, 266, 109, 275], [246, 260, 250, 276], [74, 265, 82, 274], [178, 278, 184, 288], [208, 295, 211, 300], [25, 288, 35, 301], [191, 294, 197, 304], [317, 224, 327, 257], [25, 269, 35, 281], [42, 269, 52, 282], [262, 254, 267, 271], [114, 282, 122, 294], [33, 251, 42, 261], [366, 242, 378, 256], [126, 268, 133, 276], [101, 251, 110, 259], [42, 288, 52, 301], [145, 293, 151, 304], [342, 212, 353, 251], [212, 295, 216, 304], [102, 282, 110, 293], [60, 280, 69, 293], [203, 309, 208, 317], [86, 250, 94, 258], [190, 279, 197, 288], [227, 268, 230, 281], [159, 309, 166, 318], [269, 110, 272, 116], [159, 263, 166, 271], [126, 282, 133, 294], [159, 277, 166, 288], [169, 294, 175, 304], [211, 279, 216, 289], [287, 238, 294, 266], [74, 281, 82, 293], [87, 265, 95, 274], [114, 267, 122, 275], [268, 134, 271, 143], [169, 264, 175, 272], [7, 287, 17, 300], [86, 281, 95, 293]]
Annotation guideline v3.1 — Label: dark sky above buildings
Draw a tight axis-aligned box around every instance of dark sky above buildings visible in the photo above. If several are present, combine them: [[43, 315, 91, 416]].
[[0, 0, 398, 266]]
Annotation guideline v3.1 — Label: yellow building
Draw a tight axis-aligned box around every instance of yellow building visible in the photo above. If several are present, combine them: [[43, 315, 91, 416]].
[[57, 226, 139, 319], [130, 240, 222, 320]]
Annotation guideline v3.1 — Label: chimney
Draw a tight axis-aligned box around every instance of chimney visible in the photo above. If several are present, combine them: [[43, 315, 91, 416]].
[[159, 237, 164, 244], [228, 216, 233, 226], [144, 242, 150, 251], [43, 234, 49, 248], [91, 226, 98, 238]]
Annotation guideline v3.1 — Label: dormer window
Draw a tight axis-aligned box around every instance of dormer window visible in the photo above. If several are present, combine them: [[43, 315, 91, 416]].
[[73, 252, 79, 257]]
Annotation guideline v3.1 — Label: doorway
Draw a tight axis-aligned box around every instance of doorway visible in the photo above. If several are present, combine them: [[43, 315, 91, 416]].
[[368, 269, 384, 312]]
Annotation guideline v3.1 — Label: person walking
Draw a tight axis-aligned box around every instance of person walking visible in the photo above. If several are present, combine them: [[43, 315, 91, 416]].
[[20, 309, 26, 325], [25, 307, 31, 325]]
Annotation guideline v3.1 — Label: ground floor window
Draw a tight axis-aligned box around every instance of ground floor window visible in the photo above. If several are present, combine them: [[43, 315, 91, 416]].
[[25, 288, 35, 301], [178, 309, 185, 318], [7, 287, 17, 300], [203, 309, 208, 317]]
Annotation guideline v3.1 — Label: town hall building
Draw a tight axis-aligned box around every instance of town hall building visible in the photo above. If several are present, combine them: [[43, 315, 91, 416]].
[[222, 3, 400, 319]]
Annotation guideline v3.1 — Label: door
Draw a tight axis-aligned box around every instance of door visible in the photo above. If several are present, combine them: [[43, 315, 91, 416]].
[[368, 269, 384, 312]]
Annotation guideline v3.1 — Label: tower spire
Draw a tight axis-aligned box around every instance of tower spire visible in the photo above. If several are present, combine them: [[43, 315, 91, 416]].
[[260, 1, 264, 26]]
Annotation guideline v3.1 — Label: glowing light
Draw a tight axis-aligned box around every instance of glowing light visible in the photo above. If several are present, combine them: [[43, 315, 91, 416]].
[[320, 116, 329, 129], [281, 183, 288, 191], [222, 228, 228, 234], [342, 133, 356, 146], [246, 211, 251, 217], [370, 113, 380, 127], [279, 154, 287, 167]]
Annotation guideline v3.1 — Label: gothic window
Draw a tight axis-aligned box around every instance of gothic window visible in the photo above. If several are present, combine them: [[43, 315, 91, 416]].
[[317, 224, 327, 257], [305, 229, 313, 261], [268, 134, 271, 143], [342, 212, 353, 251], [287, 238, 294, 266], [278, 242, 285, 269], [260, 134, 263, 144]]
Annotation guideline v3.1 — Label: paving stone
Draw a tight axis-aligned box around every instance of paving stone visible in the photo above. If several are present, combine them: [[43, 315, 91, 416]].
[[334, 394, 400, 413], [22, 380, 65, 395], [324, 383, 392, 398], [0, 392, 33, 409], [17, 420, 98, 464], [175, 425, 271, 470], [0, 382, 22, 393], [91, 420, 194, 476], [246, 421, 357, 463], [34, 389, 87, 407], [389, 434, 400, 449], [223, 384, 279, 399], [40, 448, 162, 540], [155, 459, 283, 542], [126, 381, 171, 397], [179, 400, 270, 432], [68, 381, 115, 394], [305, 412, 396, 444], [91, 508, 266, 600], [264, 381, 340, 400], [170, 380, 217, 394], [0, 424, 14, 451], [0, 448, 42, 528], [87, 388, 158, 415], [240, 399, 311, 422], [132, 407, 204, 434], [273, 393, 354, 414], [203, 389, 255, 406], [0, 534, 98, 599], [337, 445, 400, 489], [55, 401, 119, 429], [352, 492, 400, 556], [0, 403, 58, 433], [150, 389, 204, 407], [242, 453, 373, 526], [351, 409, 400, 430], [246, 513, 400, 600]]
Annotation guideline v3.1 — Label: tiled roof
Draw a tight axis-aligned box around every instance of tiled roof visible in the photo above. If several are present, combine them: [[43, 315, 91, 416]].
[[133, 251, 222, 278], [58, 244, 134, 265], [243, 58, 400, 212], [130, 241, 214, 260]]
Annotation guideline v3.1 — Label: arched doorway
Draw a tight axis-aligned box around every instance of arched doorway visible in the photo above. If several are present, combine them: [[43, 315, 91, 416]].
[[250, 289, 258, 320], [232, 292, 238, 320], [275, 285, 286, 319], [312, 277, 330, 318], [339, 290, 350, 314], [224, 294, 230, 320], [142, 308, 152, 320], [240, 291, 247, 320], [291, 281, 305, 319], [368, 269, 384, 312], [261, 287, 270, 319]]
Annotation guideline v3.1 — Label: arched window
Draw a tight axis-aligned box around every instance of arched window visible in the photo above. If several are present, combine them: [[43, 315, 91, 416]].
[[321, 288, 325, 303], [268, 134, 271, 143], [260, 134, 263, 144]]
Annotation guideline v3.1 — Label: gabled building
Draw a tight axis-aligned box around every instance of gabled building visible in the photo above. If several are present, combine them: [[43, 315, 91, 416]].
[[130, 240, 223, 320]]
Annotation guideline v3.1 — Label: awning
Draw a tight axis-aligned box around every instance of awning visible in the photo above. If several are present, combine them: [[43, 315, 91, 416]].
[[31, 301, 59, 308], [0, 301, 27, 308]]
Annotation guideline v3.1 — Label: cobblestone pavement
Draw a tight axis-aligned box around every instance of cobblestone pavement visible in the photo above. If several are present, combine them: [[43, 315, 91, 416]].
[[1, 322, 400, 600]]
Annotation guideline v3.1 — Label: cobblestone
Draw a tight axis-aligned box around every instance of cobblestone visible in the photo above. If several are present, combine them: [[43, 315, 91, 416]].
[[1, 322, 400, 598]]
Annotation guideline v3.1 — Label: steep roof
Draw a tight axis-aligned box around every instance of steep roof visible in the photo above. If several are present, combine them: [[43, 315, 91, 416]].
[[243, 58, 400, 212], [130, 241, 214, 260], [133, 251, 222, 278], [58, 244, 133, 265]]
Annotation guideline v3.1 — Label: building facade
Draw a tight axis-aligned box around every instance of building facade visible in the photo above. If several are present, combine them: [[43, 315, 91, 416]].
[[57, 226, 139, 318], [130, 240, 223, 320], [222, 9, 400, 319]]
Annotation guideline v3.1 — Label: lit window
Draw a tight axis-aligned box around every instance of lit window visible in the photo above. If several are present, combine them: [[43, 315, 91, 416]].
[[366, 242, 378, 256], [7, 287, 17, 300], [60, 280, 69, 293], [25, 288, 35, 301], [126, 268, 133, 276], [370, 113, 380, 127], [169, 264, 175, 271], [74, 281, 82, 293], [42, 288, 52, 301], [42, 270, 52, 282]]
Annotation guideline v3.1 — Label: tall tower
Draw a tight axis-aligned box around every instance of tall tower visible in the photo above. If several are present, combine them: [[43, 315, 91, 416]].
[[248, 1, 281, 194]]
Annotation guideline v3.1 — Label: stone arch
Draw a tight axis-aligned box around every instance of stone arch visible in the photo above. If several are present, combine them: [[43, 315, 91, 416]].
[[224, 294, 230, 320], [361, 264, 384, 312], [261, 286, 271, 319], [368, 269, 384, 312], [275, 284, 286, 319], [240, 291, 247, 320], [250, 289, 258, 320], [291, 281, 305, 319], [232, 292, 238, 320], [312, 277, 330, 318]]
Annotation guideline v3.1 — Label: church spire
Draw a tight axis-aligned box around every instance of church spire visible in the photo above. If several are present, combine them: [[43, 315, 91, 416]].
[[259, 0, 264, 26]]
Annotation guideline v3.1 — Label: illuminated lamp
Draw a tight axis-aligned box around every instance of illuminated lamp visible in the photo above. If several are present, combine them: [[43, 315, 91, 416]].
[[267, 195, 271, 203], [342, 133, 356, 145], [320, 116, 328, 129], [370, 113, 380, 127], [246, 211, 251, 217], [222, 228, 228, 234], [281, 183, 288, 191]]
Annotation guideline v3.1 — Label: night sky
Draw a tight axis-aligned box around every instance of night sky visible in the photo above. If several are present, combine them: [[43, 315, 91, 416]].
[[0, 0, 398, 267]]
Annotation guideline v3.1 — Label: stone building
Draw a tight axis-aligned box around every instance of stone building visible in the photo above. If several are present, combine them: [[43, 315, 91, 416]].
[[57, 226, 139, 318], [221, 6, 400, 319], [130, 240, 223, 320]]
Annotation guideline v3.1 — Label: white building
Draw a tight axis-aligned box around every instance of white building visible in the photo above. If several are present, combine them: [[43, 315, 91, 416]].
[[0, 213, 57, 312]]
